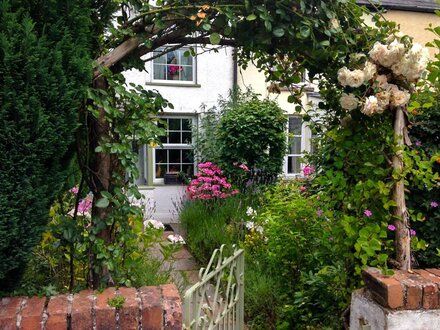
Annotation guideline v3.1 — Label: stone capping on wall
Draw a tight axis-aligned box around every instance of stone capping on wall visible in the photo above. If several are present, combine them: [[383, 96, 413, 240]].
[[0, 284, 182, 330], [362, 267, 440, 310]]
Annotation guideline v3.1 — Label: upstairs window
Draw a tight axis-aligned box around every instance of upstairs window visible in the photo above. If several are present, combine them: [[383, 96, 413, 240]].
[[152, 47, 195, 83]]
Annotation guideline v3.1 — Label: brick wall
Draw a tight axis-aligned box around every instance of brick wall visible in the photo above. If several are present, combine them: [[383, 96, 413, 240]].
[[363, 267, 440, 310], [0, 284, 182, 329]]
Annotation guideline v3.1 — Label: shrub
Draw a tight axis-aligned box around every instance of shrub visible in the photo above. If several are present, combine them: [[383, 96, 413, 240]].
[[194, 89, 287, 187], [0, 1, 92, 289]]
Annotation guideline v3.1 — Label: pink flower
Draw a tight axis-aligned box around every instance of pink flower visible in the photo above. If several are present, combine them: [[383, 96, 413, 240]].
[[410, 229, 416, 236], [303, 166, 315, 176], [299, 187, 306, 192], [69, 186, 79, 194], [387, 224, 396, 231], [364, 209, 373, 217], [168, 65, 182, 75], [431, 201, 438, 208], [415, 140, 422, 147], [239, 164, 250, 171], [316, 209, 324, 216]]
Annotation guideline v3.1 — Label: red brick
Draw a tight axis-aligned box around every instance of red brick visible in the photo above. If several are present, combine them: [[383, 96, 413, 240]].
[[426, 268, 440, 278], [162, 284, 182, 330], [71, 290, 94, 330], [362, 268, 404, 309], [95, 287, 116, 329], [0, 296, 23, 330], [118, 287, 139, 330], [139, 286, 163, 330], [46, 294, 69, 330], [20, 296, 46, 330]]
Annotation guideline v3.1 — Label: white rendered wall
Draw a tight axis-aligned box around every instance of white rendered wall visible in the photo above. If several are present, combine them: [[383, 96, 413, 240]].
[[124, 46, 235, 113]]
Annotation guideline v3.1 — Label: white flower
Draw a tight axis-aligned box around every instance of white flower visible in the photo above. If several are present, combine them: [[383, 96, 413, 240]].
[[362, 96, 384, 116], [346, 69, 365, 88], [369, 40, 405, 68], [374, 75, 389, 89], [144, 219, 165, 230], [246, 206, 257, 217], [167, 234, 185, 244], [340, 93, 359, 111], [390, 89, 410, 107], [363, 61, 377, 81], [337, 67, 350, 86], [369, 42, 388, 64], [245, 221, 255, 230], [376, 90, 391, 108]]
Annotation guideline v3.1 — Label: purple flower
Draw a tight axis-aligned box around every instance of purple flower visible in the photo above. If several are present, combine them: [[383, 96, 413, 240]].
[[415, 140, 422, 147], [316, 209, 324, 216], [431, 201, 439, 208], [410, 229, 416, 236], [364, 209, 373, 217], [387, 224, 396, 231]]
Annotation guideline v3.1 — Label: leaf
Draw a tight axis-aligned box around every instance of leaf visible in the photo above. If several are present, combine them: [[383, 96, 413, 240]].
[[246, 14, 257, 21], [300, 25, 310, 38], [209, 32, 221, 45], [273, 28, 285, 37], [96, 197, 109, 208]]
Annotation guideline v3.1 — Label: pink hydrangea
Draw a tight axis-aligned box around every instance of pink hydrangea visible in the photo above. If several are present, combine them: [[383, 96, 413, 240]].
[[303, 166, 315, 176], [187, 162, 238, 201]]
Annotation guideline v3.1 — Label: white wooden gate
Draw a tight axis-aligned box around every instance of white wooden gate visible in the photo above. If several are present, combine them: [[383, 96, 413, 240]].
[[183, 245, 244, 329]]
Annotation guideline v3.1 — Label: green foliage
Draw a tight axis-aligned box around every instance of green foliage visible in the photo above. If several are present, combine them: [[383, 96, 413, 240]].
[[195, 90, 287, 185], [181, 181, 350, 328], [0, 0, 92, 289], [408, 17, 440, 267], [108, 295, 125, 309]]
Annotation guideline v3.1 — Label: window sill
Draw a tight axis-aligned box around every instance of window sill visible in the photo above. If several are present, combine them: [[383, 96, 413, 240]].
[[145, 82, 201, 88]]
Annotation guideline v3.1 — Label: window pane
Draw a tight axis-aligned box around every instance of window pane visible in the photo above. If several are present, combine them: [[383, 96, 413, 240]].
[[180, 53, 193, 66], [289, 117, 302, 135], [182, 132, 192, 144], [153, 53, 166, 64], [180, 66, 193, 81], [168, 119, 181, 130], [287, 156, 301, 174], [182, 164, 194, 176], [182, 149, 193, 163], [169, 132, 181, 144], [156, 164, 167, 178], [182, 119, 192, 131], [156, 149, 167, 164], [289, 136, 302, 154], [153, 64, 166, 80], [166, 51, 177, 64], [169, 149, 181, 163], [168, 164, 181, 173]]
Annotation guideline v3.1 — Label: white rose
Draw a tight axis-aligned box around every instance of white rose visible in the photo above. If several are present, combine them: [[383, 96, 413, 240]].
[[376, 91, 390, 108], [346, 69, 365, 88], [362, 96, 384, 116], [363, 61, 377, 81], [337, 67, 350, 86], [374, 75, 389, 89], [340, 93, 359, 110], [390, 89, 410, 107], [369, 42, 388, 64]]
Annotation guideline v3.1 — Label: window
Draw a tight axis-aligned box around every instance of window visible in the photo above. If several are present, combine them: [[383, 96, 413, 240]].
[[154, 118, 194, 179], [286, 116, 303, 175], [152, 47, 195, 83]]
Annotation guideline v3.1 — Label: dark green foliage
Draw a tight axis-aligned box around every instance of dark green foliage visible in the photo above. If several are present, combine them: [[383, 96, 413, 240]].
[[217, 91, 287, 181], [0, 0, 92, 289]]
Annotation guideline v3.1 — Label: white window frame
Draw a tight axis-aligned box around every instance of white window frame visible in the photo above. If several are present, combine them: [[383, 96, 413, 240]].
[[150, 46, 197, 85], [284, 116, 312, 177], [153, 116, 196, 183]]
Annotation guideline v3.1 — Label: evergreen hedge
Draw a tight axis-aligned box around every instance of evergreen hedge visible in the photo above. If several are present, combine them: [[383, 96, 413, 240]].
[[0, 0, 92, 289]]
